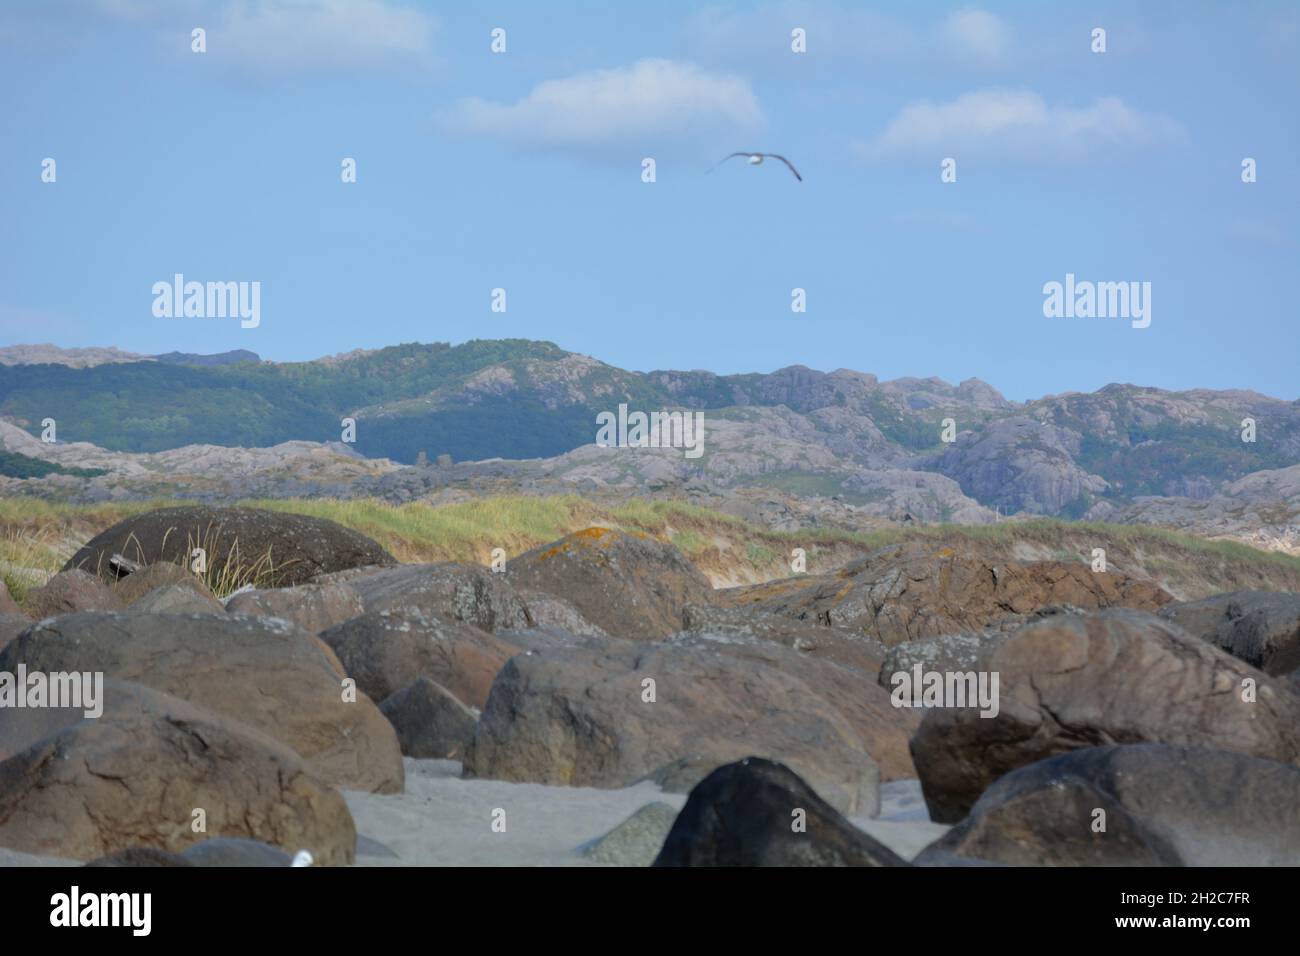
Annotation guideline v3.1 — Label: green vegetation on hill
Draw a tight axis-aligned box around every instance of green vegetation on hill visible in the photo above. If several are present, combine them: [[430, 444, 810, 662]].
[[0, 450, 107, 479]]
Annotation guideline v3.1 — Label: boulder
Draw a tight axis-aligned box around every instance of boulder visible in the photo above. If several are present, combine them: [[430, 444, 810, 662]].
[[345, 563, 531, 632], [515, 587, 607, 637], [465, 639, 891, 816], [23, 569, 123, 619], [128, 584, 225, 615], [0, 682, 356, 865], [508, 528, 714, 639], [321, 607, 519, 709], [179, 838, 296, 867], [665, 632, 917, 781], [917, 744, 1300, 866], [64, 505, 395, 588], [378, 677, 477, 759], [653, 758, 908, 867], [85, 848, 194, 867], [226, 582, 365, 634], [582, 803, 680, 866], [1159, 590, 1300, 676], [86, 838, 297, 867], [681, 603, 886, 677], [910, 609, 1300, 823], [113, 562, 214, 605], [0, 613, 403, 794], [878, 633, 994, 691], [0, 580, 24, 617], [719, 542, 1171, 645], [0, 616, 29, 655]]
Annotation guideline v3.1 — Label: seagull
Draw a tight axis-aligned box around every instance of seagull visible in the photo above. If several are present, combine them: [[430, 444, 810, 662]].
[[708, 151, 802, 181]]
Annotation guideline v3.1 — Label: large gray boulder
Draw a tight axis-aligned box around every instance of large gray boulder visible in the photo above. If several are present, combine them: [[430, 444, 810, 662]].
[[344, 563, 531, 633], [911, 609, 1300, 823], [378, 677, 478, 759], [0, 681, 356, 865], [226, 581, 365, 634], [321, 607, 520, 710], [0, 612, 403, 794], [918, 744, 1300, 866], [1160, 590, 1300, 675], [128, 584, 225, 615], [465, 639, 894, 816], [23, 569, 123, 619]]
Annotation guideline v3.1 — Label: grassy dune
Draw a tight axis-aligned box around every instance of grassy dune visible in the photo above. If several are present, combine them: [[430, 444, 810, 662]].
[[2, 495, 1299, 603]]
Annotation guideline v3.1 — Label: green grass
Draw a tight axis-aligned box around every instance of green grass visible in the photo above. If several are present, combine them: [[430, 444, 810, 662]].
[[2, 496, 1298, 602]]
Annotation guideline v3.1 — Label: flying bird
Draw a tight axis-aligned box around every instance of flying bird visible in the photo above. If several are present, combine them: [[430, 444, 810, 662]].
[[708, 152, 802, 181]]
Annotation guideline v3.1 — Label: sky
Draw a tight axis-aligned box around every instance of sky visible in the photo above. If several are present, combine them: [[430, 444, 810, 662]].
[[1, 0, 1297, 401]]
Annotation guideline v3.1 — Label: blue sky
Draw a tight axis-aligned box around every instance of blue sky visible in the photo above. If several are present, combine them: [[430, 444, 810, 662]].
[[1, 0, 1297, 400]]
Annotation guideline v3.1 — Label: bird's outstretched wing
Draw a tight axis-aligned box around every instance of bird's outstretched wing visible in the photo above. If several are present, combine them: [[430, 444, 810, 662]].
[[706, 152, 754, 174], [766, 153, 802, 181]]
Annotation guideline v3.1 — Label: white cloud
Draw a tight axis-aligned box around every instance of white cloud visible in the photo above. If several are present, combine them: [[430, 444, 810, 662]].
[[437, 59, 763, 155], [855, 89, 1184, 162], [940, 9, 1010, 65], [69, 0, 434, 74], [683, 4, 1011, 70], [216, 0, 434, 74]]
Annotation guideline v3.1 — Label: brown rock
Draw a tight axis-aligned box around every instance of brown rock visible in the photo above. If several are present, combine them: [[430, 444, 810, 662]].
[[226, 582, 364, 634], [128, 584, 225, 615], [23, 569, 123, 619], [0, 682, 356, 865], [719, 542, 1172, 646], [346, 563, 531, 633], [667, 631, 916, 780], [465, 639, 893, 815], [680, 603, 887, 677], [1159, 590, 1300, 676], [0, 616, 29, 656], [321, 607, 518, 709], [379, 677, 478, 759], [917, 744, 1300, 866], [0, 580, 24, 618], [910, 609, 1300, 823], [0, 612, 404, 794], [114, 562, 214, 605], [507, 528, 714, 640]]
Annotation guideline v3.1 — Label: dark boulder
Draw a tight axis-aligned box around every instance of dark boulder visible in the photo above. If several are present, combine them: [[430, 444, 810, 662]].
[[918, 744, 1300, 866], [65, 506, 395, 588], [379, 677, 478, 759], [1160, 590, 1300, 676], [653, 758, 908, 867]]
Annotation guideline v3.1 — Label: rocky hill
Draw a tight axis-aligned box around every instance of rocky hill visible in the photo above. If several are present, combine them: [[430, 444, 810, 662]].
[[1, 340, 1296, 551]]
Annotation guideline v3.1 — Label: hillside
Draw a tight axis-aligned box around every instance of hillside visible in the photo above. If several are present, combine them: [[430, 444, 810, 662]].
[[1, 340, 1297, 539]]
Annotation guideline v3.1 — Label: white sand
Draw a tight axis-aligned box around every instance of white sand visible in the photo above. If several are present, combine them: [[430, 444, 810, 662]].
[[342, 759, 949, 866], [0, 760, 948, 866]]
